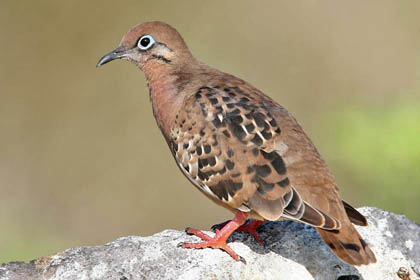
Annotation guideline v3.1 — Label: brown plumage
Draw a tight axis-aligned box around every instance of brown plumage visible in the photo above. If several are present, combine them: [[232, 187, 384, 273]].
[[97, 21, 376, 265]]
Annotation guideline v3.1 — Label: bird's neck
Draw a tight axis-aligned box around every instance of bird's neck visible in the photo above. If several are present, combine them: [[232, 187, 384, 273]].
[[143, 62, 191, 141]]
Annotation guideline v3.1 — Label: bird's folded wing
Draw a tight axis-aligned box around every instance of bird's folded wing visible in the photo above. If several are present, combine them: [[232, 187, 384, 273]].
[[170, 84, 340, 230]]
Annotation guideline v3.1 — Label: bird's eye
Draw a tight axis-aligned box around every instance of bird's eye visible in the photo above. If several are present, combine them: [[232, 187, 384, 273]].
[[137, 35, 155, 50]]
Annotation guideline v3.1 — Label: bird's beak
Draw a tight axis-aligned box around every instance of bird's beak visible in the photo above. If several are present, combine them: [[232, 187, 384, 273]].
[[96, 46, 127, 67]]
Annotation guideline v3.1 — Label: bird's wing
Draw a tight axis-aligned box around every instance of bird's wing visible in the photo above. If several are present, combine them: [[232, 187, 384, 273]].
[[170, 83, 340, 230]]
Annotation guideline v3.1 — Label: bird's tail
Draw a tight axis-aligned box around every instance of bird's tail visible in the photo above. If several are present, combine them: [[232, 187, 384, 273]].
[[316, 215, 376, 265]]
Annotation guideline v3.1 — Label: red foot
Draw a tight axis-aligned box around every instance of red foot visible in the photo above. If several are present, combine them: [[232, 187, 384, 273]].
[[179, 211, 248, 263], [212, 219, 265, 246]]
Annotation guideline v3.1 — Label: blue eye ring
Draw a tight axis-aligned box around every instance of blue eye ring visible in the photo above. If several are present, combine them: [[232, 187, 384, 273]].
[[137, 35, 155, 50]]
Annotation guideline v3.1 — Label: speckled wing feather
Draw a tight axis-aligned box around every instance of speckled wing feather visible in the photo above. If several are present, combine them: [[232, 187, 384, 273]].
[[170, 76, 375, 265], [170, 80, 340, 230]]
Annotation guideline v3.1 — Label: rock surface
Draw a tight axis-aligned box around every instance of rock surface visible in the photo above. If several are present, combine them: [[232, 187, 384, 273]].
[[1, 207, 419, 280]]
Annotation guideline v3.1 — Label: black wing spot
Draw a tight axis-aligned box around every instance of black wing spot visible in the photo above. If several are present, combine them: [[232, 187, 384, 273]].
[[255, 164, 271, 177], [211, 180, 243, 201], [261, 151, 287, 175], [260, 150, 274, 160], [228, 108, 241, 116], [229, 181, 243, 195], [209, 98, 218, 105], [277, 177, 290, 188], [229, 123, 246, 141], [208, 157, 217, 166], [214, 106, 223, 113], [254, 176, 275, 194], [231, 172, 241, 178], [245, 123, 255, 133], [212, 117, 225, 128], [261, 130, 272, 140], [230, 115, 243, 125], [253, 112, 266, 127], [197, 146, 203, 156], [246, 166, 254, 174], [222, 130, 231, 138], [262, 121, 270, 131], [231, 86, 245, 94], [197, 168, 218, 181], [226, 159, 235, 170], [203, 145, 211, 154], [271, 154, 287, 175], [238, 103, 252, 110], [251, 134, 263, 146], [269, 119, 277, 127], [198, 158, 208, 168], [227, 148, 234, 158]]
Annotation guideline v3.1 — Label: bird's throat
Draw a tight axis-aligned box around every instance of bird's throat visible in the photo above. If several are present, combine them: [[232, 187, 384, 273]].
[[145, 65, 185, 141]]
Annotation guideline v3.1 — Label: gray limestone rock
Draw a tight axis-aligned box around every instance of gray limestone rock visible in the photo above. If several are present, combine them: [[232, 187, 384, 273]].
[[1, 207, 419, 280]]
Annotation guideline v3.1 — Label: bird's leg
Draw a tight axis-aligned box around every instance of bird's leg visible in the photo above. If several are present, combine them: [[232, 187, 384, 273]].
[[179, 211, 248, 263], [212, 219, 265, 246]]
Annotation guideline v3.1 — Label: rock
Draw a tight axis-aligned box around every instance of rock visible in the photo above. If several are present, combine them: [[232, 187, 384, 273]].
[[1, 207, 419, 280]]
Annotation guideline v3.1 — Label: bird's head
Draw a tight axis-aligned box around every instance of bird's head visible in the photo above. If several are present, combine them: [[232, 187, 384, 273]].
[[97, 21, 194, 72]]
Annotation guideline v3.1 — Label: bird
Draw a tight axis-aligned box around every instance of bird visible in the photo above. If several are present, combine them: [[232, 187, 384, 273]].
[[97, 21, 376, 266]]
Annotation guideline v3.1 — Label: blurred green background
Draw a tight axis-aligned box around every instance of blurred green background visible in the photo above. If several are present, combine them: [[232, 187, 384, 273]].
[[1, 0, 419, 263]]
